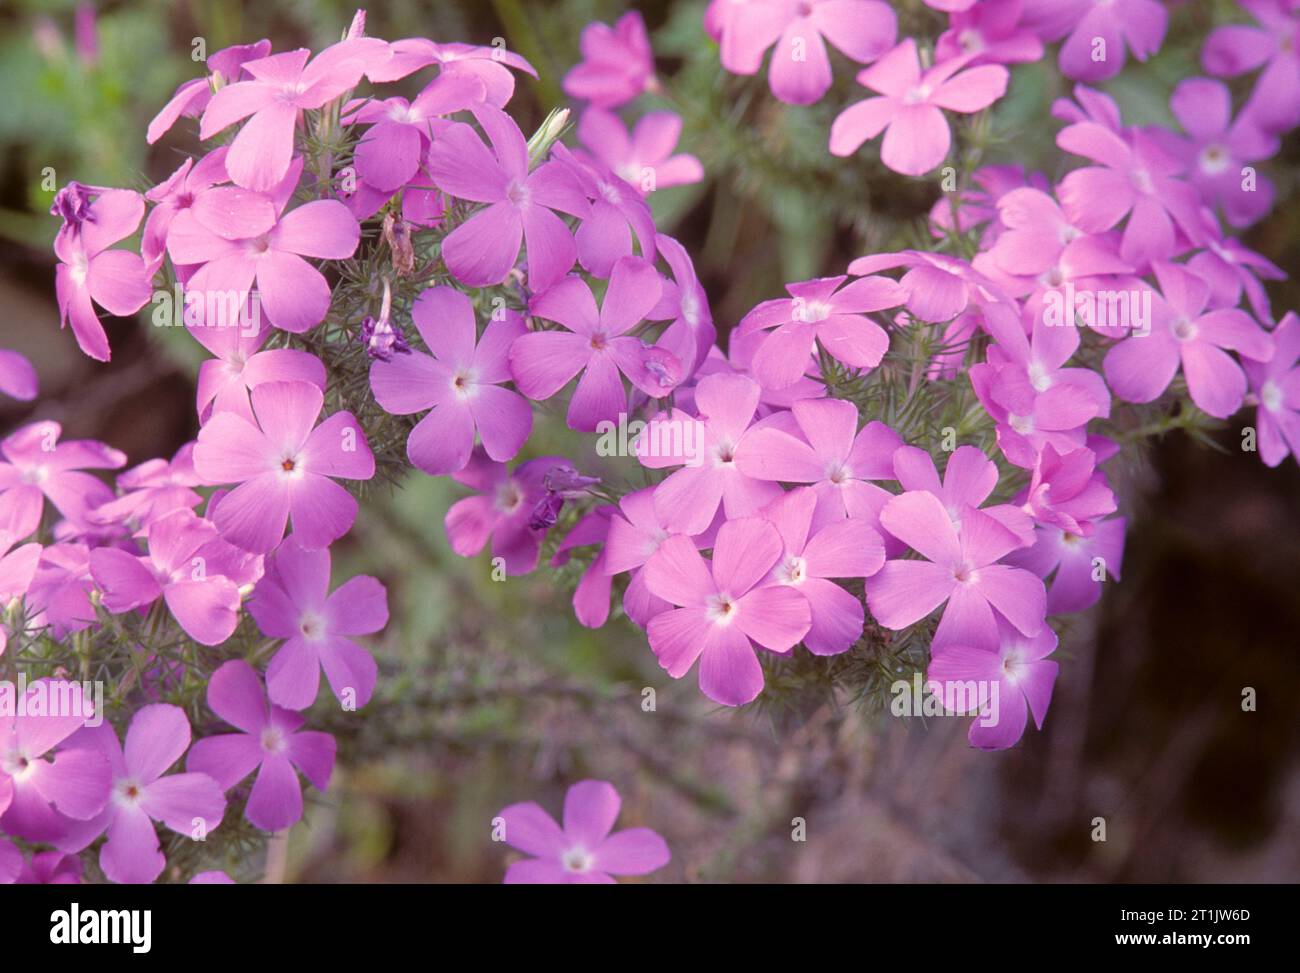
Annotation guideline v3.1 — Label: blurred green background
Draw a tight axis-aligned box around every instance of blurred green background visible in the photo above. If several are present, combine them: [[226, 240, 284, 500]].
[[1, 0, 1298, 882]]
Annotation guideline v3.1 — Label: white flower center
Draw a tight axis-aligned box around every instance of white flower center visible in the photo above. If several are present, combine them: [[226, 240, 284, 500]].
[[299, 610, 327, 641], [260, 726, 288, 755], [562, 847, 594, 873], [780, 556, 808, 586], [1260, 379, 1283, 413], [1172, 317, 1199, 342], [706, 593, 739, 625]]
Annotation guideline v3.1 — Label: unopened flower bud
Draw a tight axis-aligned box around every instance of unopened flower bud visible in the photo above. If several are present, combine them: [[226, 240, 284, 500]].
[[527, 108, 571, 168]]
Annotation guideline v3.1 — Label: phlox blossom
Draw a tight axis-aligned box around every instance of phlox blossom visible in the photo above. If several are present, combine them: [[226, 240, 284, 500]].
[[830, 39, 1008, 175], [644, 516, 811, 706], [249, 537, 388, 711], [371, 286, 532, 474], [498, 779, 669, 883], [187, 660, 335, 833], [193, 381, 375, 553]]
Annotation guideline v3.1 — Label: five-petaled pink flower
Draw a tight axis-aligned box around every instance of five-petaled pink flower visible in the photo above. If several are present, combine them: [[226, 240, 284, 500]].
[[561, 11, 657, 108], [644, 516, 811, 706], [53, 186, 152, 362], [866, 490, 1046, 652], [371, 286, 532, 474], [166, 159, 361, 333], [89, 508, 262, 646], [736, 274, 906, 388], [427, 104, 591, 290], [498, 779, 670, 883], [199, 38, 391, 191], [716, 0, 897, 105], [512, 256, 677, 431], [926, 622, 1059, 750], [187, 660, 336, 833], [249, 536, 388, 711], [60, 706, 226, 885], [193, 381, 375, 553], [830, 39, 1008, 174], [1103, 262, 1273, 419]]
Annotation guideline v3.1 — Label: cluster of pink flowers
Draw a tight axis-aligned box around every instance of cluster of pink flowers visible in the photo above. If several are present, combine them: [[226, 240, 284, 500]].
[[2, 15, 409, 884], [4, 1, 1297, 884], [496, 0, 1298, 751]]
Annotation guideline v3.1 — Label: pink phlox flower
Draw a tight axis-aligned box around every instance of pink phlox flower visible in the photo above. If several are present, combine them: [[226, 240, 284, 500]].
[[866, 489, 1045, 652], [926, 621, 1059, 750], [191, 318, 327, 426], [890, 443, 1035, 547], [1103, 262, 1273, 418], [53, 186, 152, 362], [736, 274, 906, 389], [366, 39, 537, 107], [1201, 0, 1300, 133], [88, 508, 262, 646], [1025, 0, 1166, 82], [636, 372, 784, 535], [1016, 444, 1116, 535], [512, 256, 676, 431], [936, 0, 1044, 66], [644, 516, 811, 705], [193, 380, 375, 553], [1155, 77, 1279, 229], [498, 779, 670, 883], [198, 37, 392, 191], [602, 487, 721, 628], [59, 706, 226, 884], [576, 108, 703, 195], [86, 443, 204, 535], [166, 157, 361, 333], [443, 450, 570, 576], [1004, 516, 1126, 614], [978, 187, 1132, 298], [143, 147, 278, 276], [0, 680, 110, 843], [848, 249, 1010, 324], [759, 486, 884, 656], [147, 40, 272, 144], [426, 104, 591, 290], [1056, 120, 1206, 267], [1186, 208, 1285, 326], [928, 164, 1051, 248], [830, 39, 1008, 174], [0, 420, 125, 540], [975, 300, 1111, 438], [562, 11, 658, 108], [371, 285, 532, 474], [715, 0, 897, 106], [735, 396, 901, 538], [23, 543, 97, 640], [186, 660, 335, 833], [552, 143, 658, 278], [249, 536, 387, 711], [345, 72, 486, 192], [1243, 311, 1300, 467]]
